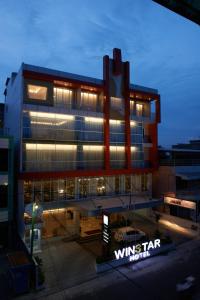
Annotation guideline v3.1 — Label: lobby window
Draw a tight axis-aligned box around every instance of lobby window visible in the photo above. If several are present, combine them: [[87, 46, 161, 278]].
[[115, 176, 120, 194], [141, 174, 148, 191], [79, 178, 89, 198], [27, 85, 47, 101], [125, 176, 131, 193], [66, 179, 75, 199], [97, 178, 106, 196], [136, 103, 143, 116]]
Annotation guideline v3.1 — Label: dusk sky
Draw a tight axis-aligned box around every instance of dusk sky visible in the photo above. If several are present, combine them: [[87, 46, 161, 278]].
[[0, 0, 200, 146]]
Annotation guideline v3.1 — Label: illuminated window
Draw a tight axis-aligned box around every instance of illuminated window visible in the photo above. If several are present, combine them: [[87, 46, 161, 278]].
[[54, 87, 73, 108], [80, 92, 98, 110], [136, 103, 143, 116], [130, 100, 135, 112], [27, 85, 47, 100]]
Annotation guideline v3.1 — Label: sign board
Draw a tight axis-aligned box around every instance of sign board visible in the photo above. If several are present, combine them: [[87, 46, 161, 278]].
[[102, 213, 111, 244], [164, 197, 196, 210], [114, 239, 161, 262]]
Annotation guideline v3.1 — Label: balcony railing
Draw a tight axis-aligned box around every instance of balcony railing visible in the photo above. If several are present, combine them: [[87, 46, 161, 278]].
[[130, 112, 156, 123]]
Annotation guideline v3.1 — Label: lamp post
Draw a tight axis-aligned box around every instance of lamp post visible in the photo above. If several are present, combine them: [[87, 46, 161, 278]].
[[30, 202, 38, 257]]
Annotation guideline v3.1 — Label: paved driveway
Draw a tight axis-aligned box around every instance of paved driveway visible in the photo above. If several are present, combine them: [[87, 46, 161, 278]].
[[38, 237, 96, 293]]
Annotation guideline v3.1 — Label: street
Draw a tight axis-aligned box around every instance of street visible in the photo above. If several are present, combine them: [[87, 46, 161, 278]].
[[64, 238, 200, 300]]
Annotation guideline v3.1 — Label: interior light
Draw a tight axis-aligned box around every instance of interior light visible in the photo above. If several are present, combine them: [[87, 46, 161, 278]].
[[83, 145, 104, 151], [110, 120, 121, 125], [26, 144, 77, 151], [29, 111, 74, 120], [131, 146, 137, 152], [110, 146, 125, 152], [85, 117, 103, 123], [130, 121, 136, 126]]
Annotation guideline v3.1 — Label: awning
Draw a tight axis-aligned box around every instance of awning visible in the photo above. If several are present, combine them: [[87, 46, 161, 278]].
[[71, 195, 163, 216]]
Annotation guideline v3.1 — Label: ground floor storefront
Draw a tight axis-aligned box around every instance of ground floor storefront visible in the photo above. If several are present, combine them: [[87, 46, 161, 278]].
[[23, 204, 196, 257]]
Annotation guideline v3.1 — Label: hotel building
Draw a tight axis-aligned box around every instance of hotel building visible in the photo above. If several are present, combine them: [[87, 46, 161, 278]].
[[4, 49, 161, 251]]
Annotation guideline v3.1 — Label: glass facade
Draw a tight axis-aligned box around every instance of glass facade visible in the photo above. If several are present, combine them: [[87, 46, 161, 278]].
[[23, 174, 150, 204], [54, 87, 73, 109], [22, 81, 153, 172]]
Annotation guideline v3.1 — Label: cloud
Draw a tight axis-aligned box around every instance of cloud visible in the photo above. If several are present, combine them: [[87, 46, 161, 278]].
[[0, 0, 200, 146]]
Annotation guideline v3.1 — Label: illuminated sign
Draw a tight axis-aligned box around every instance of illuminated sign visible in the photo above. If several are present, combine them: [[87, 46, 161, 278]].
[[114, 239, 161, 261], [164, 197, 196, 210], [102, 213, 111, 244]]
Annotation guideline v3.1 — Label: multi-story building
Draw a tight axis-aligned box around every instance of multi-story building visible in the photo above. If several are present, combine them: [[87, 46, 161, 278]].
[[153, 142, 200, 224], [0, 136, 14, 247], [4, 48, 161, 251]]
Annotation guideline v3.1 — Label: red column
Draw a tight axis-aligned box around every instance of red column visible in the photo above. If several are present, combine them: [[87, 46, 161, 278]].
[[103, 55, 110, 170], [124, 61, 131, 169]]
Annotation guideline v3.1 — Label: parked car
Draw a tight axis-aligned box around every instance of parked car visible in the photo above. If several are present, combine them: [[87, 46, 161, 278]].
[[114, 226, 146, 243]]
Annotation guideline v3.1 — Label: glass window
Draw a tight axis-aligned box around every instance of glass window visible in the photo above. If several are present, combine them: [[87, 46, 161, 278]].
[[54, 87, 73, 108], [115, 176, 120, 194], [27, 85, 47, 100], [97, 178, 106, 196], [141, 174, 148, 191], [136, 103, 143, 116], [80, 92, 98, 111], [66, 179, 75, 199], [79, 178, 89, 198], [125, 176, 131, 193]]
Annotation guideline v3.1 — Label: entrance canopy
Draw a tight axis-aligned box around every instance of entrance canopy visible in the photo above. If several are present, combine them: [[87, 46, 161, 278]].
[[72, 195, 163, 216]]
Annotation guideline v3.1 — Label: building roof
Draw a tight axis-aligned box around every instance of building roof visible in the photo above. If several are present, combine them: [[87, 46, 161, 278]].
[[22, 63, 158, 94]]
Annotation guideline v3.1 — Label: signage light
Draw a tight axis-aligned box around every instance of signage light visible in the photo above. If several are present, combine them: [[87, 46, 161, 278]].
[[114, 239, 161, 260]]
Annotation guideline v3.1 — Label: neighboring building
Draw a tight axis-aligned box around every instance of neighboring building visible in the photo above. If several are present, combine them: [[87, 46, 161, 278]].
[[0, 103, 4, 133], [153, 142, 200, 222], [4, 48, 161, 252], [0, 136, 14, 247]]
